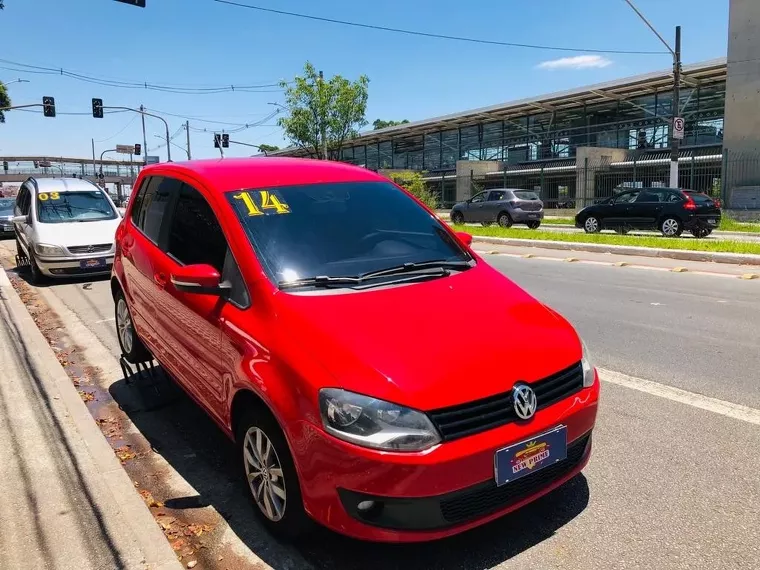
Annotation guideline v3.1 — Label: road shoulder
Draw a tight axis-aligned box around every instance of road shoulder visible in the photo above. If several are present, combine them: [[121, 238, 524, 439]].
[[0, 266, 182, 570]]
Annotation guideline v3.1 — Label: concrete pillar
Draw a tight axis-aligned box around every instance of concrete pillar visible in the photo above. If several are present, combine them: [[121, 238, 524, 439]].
[[575, 147, 629, 207], [723, 0, 760, 207], [455, 160, 500, 202]]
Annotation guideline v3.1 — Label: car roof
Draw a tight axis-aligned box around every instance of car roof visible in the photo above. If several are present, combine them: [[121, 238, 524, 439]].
[[141, 157, 387, 193], [31, 177, 102, 193]]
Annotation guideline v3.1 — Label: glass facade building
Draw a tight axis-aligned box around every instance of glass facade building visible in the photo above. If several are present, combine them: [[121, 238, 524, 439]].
[[306, 59, 728, 173]]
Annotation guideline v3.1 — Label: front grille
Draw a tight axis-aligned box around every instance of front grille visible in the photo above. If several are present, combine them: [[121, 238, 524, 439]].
[[428, 362, 583, 441], [440, 433, 590, 524], [68, 243, 112, 254]]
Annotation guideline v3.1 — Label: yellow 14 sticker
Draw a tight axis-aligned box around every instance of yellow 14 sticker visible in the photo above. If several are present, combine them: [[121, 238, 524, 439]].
[[233, 190, 290, 216], [38, 192, 61, 201]]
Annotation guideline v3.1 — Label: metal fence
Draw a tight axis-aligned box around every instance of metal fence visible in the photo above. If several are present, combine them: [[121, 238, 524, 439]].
[[423, 149, 760, 211]]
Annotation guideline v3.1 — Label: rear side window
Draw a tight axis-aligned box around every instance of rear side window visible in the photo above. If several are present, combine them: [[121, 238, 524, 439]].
[[513, 191, 539, 201], [685, 192, 714, 205], [129, 177, 149, 225], [134, 176, 180, 242]]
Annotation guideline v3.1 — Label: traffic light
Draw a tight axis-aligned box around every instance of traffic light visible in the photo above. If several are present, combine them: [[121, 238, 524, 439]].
[[2, 161, 8, 172], [42, 96, 56, 118], [134, 143, 141, 156], [222, 133, 229, 148], [213, 134, 221, 148], [92, 98, 104, 119]]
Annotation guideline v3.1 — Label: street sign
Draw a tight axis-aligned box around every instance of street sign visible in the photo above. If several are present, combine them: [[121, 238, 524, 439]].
[[116, 144, 136, 154], [673, 117, 685, 140], [145, 155, 160, 164]]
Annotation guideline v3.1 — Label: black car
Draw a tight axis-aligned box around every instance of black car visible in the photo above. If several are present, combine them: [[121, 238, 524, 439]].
[[0, 197, 15, 238], [575, 188, 722, 238]]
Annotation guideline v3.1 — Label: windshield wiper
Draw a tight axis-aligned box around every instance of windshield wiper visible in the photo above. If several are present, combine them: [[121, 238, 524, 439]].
[[358, 259, 472, 280], [279, 275, 362, 289]]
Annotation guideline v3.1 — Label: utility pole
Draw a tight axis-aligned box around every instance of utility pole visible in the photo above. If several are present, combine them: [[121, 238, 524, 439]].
[[185, 120, 192, 160], [91, 138, 96, 177], [140, 104, 148, 165], [319, 70, 327, 160], [671, 26, 682, 189], [622, 1, 682, 188]]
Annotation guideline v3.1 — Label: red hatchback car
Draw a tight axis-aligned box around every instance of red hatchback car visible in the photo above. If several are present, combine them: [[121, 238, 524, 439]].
[[112, 158, 600, 542]]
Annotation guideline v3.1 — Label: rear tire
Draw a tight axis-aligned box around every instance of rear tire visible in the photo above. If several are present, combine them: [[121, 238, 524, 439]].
[[236, 406, 311, 540], [451, 211, 465, 225], [526, 221, 541, 230], [660, 217, 683, 237], [497, 212, 513, 228], [114, 289, 151, 363]]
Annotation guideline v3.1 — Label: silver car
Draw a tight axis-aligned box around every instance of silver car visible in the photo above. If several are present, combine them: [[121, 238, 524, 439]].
[[450, 189, 544, 228], [0, 197, 15, 237]]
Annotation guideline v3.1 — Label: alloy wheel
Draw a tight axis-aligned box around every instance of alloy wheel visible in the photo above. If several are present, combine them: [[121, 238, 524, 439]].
[[243, 427, 287, 522], [116, 298, 134, 354], [662, 218, 680, 236], [584, 217, 600, 233]]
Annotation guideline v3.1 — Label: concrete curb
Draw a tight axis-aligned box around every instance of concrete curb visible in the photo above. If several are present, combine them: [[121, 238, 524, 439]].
[[0, 267, 183, 570], [471, 236, 760, 266]]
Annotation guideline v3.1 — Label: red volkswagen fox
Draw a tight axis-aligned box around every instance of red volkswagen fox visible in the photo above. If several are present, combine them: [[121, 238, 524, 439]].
[[112, 158, 599, 542]]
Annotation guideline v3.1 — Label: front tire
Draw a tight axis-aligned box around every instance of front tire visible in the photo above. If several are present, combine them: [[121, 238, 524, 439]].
[[526, 221, 541, 230], [583, 216, 601, 234], [661, 218, 683, 237], [237, 407, 311, 539], [451, 211, 465, 225], [28, 252, 45, 285], [115, 290, 151, 363]]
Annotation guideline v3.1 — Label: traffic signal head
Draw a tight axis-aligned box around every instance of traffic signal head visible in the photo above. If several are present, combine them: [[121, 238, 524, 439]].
[[92, 98, 104, 119], [213, 134, 221, 148], [134, 143, 141, 156], [222, 133, 229, 148], [42, 96, 56, 118], [2, 161, 8, 172]]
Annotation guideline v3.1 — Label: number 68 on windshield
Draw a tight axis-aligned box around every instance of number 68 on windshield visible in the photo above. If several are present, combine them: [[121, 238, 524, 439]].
[[233, 190, 291, 216]]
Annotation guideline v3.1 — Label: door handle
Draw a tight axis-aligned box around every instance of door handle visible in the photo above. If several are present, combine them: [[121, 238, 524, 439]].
[[153, 272, 167, 288]]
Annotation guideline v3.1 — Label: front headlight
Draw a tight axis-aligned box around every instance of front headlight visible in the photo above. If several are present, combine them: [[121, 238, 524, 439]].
[[581, 339, 595, 387], [319, 388, 441, 452], [34, 243, 64, 256]]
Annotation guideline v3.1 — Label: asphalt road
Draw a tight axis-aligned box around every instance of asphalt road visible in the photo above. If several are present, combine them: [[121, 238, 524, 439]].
[[1, 239, 758, 570]]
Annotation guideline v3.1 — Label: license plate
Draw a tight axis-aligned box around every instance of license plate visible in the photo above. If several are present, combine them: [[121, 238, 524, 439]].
[[528, 213, 540, 219], [2, 225, 11, 232], [708, 218, 717, 224], [80, 258, 106, 269], [494, 425, 567, 486]]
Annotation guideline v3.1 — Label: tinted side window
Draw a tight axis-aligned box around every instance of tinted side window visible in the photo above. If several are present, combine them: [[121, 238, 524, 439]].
[[167, 183, 227, 271], [471, 192, 487, 203], [613, 191, 639, 204], [140, 177, 180, 242], [167, 184, 249, 307], [488, 191, 506, 201], [129, 177, 150, 225]]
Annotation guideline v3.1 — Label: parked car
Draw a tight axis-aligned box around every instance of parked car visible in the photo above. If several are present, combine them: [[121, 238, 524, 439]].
[[575, 187, 721, 237], [112, 158, 599, 542], [0, 197, 15, 238], [13, 177, 122, 283], [450, 189, 544, 228]]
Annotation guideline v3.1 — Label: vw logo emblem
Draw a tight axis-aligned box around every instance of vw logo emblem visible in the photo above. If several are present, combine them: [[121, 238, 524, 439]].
[[512, 383, 537, 420]]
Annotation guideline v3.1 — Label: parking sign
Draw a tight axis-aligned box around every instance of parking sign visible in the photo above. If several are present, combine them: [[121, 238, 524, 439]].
[[673, 117, 685, 140]]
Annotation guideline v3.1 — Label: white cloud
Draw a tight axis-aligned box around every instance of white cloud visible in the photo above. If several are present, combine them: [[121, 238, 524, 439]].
[[537, 55, 613, 70]]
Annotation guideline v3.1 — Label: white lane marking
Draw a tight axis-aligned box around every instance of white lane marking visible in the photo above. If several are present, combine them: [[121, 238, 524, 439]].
[[599, 367, 760, 426], [93, 317, 115, 324]]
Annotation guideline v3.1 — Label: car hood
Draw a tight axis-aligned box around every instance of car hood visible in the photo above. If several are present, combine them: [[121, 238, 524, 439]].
[[275, 263, 582, 410], [34, 217, 121, 248]]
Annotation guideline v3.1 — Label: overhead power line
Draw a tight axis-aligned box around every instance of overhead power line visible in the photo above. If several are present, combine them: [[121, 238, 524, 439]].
[[213, 0, 669, 55], [0, 58, 288, 94]]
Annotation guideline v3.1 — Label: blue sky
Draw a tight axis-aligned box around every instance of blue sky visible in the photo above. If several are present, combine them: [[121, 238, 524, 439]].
[[1, 0, 729, 161]]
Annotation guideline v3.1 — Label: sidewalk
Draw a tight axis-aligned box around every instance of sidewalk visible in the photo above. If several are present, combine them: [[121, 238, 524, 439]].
[[0, 267, 182, 570]]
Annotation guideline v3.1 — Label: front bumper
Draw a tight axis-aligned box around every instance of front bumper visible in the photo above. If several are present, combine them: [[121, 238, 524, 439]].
[[36, 255, 114, 277], [511, 210, 544, 223], [290, 373, 600, 542]]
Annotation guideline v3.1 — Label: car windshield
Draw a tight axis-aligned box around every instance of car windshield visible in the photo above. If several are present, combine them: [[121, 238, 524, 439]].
[[0, 198, 14, 215], [513, 191, 540, 201], [36, 190, 117, 224], [226, 181, 472, 286]]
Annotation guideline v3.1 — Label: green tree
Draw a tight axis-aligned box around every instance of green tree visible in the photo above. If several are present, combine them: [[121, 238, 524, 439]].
[[0, 83, 11, 124], [387, 171, 438, 210], [372, 119, 409, 130], [257, 143, 280, 154], [278, 62, 369, 160]]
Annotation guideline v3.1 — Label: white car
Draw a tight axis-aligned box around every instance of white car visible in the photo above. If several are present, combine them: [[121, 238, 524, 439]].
[[13, 177, 122, 283]]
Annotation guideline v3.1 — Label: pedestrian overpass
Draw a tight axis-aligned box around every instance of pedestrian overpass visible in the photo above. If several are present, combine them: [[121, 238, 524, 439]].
[[0, 156, 143, 186]]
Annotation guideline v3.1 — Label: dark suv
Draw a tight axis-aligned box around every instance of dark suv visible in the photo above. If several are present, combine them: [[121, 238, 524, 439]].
[[575, 188, 721, 238]]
